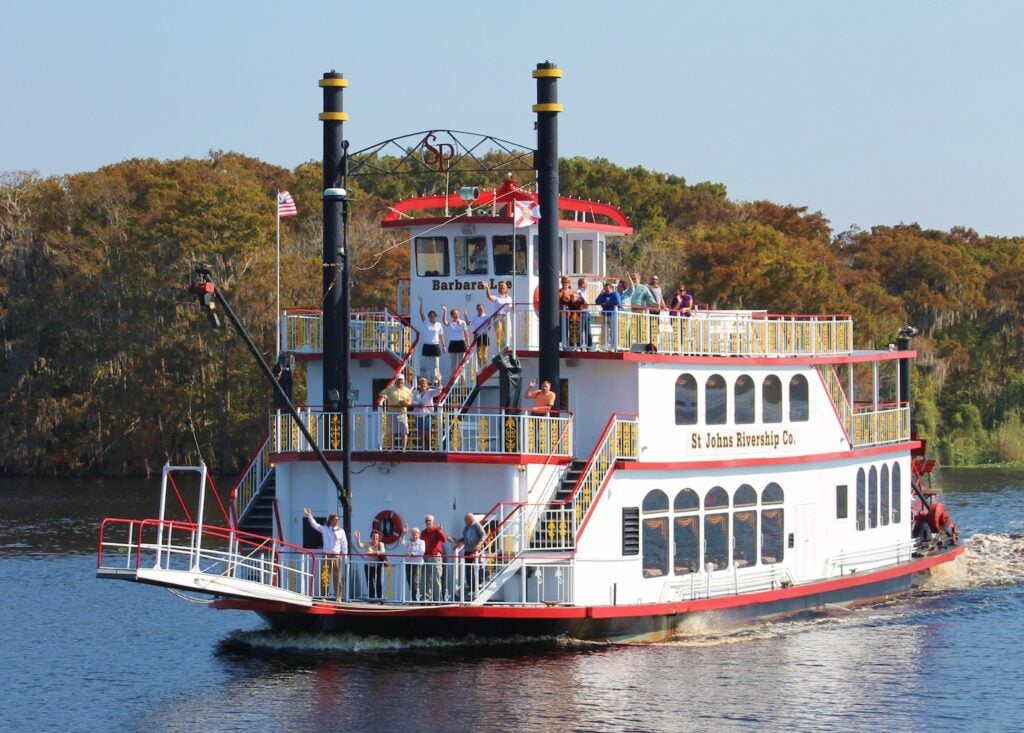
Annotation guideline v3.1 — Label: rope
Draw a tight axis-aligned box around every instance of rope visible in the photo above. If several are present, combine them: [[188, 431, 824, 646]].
[[164, 587, 214, 605]]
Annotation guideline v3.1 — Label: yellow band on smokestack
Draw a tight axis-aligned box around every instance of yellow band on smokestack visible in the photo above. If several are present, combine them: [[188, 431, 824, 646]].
[[319, 112, 349, 121]]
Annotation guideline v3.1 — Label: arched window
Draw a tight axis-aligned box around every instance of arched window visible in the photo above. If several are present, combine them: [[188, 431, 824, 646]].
[[674, 488, 699, 512], [642, 490, 669, 578], [868, 466, 878, 529], [856, 468, 866, 531], [704, 486, 729, 510], [760, 482, 784, 564], [704, 486, 730, 571], [734, 375, 755, 424], [891, 462, 902, 523], [675, 374, 698, 425], [673, 489, 700, 576], [880, 465, 890, 526], [705, 374, 727, 425], [762, 375, 782, 423], [733, 485, 758, 568], [789, 375, 809, 422]]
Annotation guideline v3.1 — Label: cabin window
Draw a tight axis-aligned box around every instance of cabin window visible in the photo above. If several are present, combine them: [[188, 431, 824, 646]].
[[642, 490, 669, 578], [733, 510, 758, 568], [703, 486, 730, 571], [704, 513, 729, 572], [493, 234, 527, 275], [856, 468, 866, 531], [891, 462, 901, 523], [836, 484, 848, 519], [868, 466, 878, 529], [705, 374, 727, 425], [789, 375, 809, 422], [673, 489, 700, 576], [880, 465, 890, 526], [674, 488, 700, 512], [454, 236, 488, 275], [675, 373, 698, 425], [622, 507, 640, 556], [734, 484, 757, 508], [704, 486, 729, 510], [734, 375, 755, 424], [762, 375, 782, 423], [761, 482, 785, 564], [415, 236, 449, 277], [674, 515, 701, 575]]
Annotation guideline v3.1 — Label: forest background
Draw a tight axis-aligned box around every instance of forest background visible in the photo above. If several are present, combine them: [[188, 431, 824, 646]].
[[2, 152, 1023, 476]]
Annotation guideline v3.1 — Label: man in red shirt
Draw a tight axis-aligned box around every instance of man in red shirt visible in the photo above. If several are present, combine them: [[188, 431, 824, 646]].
[[421, 514, 448, 602]]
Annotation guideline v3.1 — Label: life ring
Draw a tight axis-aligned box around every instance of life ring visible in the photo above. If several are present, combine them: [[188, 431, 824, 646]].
[[373, 509, 403, 545], [533, 285, 541, 314]]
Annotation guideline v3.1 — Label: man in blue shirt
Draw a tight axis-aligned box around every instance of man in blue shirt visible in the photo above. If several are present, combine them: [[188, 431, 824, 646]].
[[594, 281, 622, 350]]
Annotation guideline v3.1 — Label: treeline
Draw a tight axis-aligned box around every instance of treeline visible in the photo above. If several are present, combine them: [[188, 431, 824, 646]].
[[1, 152, 1022, 476]]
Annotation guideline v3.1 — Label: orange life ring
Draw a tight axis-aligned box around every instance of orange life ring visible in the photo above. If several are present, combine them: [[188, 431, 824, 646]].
[[533, 285, 541, 314], [373, 509, 403, 545]]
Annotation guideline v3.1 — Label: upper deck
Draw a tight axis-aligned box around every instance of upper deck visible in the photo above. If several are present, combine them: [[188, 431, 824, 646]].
[[282, 306, 854, 360]]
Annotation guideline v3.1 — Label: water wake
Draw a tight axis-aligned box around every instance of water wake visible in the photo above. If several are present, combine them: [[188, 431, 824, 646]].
[[926, 532, 1024, 590]]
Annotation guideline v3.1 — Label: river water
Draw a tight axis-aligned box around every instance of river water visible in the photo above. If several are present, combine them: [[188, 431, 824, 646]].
[[1, 469, 1022, 733]]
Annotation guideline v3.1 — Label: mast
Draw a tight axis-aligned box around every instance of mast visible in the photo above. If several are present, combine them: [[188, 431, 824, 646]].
[[320, 71, 353, 538], [534, 61, 562, 404]]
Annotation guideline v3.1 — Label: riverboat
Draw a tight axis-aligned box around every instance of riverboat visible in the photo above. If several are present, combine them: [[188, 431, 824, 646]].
[[96, 64, 962, 643]]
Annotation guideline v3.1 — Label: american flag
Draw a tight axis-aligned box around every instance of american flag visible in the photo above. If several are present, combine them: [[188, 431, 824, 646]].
[[277, 190, 298, 218]]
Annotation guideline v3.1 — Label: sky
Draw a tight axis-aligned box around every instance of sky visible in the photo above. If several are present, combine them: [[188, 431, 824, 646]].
[[4, 1, 1023, 237]]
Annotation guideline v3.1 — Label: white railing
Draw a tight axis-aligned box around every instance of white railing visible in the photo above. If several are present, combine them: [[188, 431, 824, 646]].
[[827, 539, 917, 575], [230, 435, 272, 524], [270, 406, 574, 457], [851, 405, 911, 447], [279, 305, 854, 359], [282, 310, 412, 358], [97, 518, 316, 597], [658, 564, 797, 602]]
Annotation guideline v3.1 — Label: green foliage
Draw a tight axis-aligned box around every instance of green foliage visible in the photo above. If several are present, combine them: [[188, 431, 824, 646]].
[[2, 152, 1024, 475]]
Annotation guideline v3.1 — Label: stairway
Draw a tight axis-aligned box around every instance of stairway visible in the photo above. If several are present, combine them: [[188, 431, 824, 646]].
[[237, 468, 276, 538]]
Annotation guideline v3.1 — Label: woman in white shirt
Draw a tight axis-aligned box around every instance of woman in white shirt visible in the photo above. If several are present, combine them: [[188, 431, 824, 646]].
[[442, 306, 471, 378], [399, 525, 426, 602], [417, 295, 445, 384]]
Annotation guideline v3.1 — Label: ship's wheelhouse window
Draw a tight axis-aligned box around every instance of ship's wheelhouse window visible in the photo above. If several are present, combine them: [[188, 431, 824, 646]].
[[836, 484, 848, 519], [675, 373, 698, 425], [789, 374, 809, 422], [856, 468, 866, 531], [454, 236, 488, 275], [705, 374, 727, 425], [880, 465, 890, 526], [673, 489, 700, 576], [760, 482, 784, 564], [642, 490, 669, 577], [493, 234, 527, 275], [415, 236, 449, 277], [734, 375, 755, 424], [891, 462, 901, 523], [868, 466, 879, 529], [570, 237, 596, 274], [762, 375, 782, 423]]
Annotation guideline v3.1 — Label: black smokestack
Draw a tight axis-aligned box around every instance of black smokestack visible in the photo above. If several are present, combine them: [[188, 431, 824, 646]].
[[534, 61, 562, 404]]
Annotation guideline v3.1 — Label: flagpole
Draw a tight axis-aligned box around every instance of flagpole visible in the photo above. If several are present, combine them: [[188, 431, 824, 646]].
[[275, 189, 281, 358]]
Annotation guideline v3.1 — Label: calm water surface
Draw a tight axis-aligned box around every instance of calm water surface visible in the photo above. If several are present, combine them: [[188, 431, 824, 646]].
[[1, 470, 1022, 733]]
